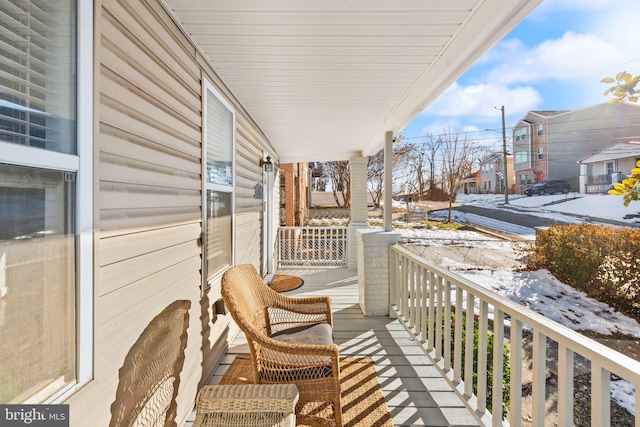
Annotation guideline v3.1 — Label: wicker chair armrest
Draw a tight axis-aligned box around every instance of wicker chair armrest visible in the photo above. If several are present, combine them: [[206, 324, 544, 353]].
[[195, 384, 299, 414], [257, 335, 340, 359], [267, 295, 333, 331]]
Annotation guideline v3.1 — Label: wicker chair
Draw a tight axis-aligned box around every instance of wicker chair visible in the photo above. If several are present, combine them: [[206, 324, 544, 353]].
[[221, 264, 342, 427]]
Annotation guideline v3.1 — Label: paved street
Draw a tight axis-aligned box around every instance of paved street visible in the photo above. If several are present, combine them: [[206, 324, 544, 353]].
[[447, 204, 572, 228]]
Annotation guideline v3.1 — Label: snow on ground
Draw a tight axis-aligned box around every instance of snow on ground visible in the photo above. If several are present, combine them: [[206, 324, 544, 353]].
[[457, 192, 640, 224], [457, 268, 640, 338]]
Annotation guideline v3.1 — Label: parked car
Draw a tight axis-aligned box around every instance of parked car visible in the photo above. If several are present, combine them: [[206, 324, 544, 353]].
[[524, 180, 571, 196]]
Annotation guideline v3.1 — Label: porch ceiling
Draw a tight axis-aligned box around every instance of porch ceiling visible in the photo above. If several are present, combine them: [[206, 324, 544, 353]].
[[162, 0, 541, 163]]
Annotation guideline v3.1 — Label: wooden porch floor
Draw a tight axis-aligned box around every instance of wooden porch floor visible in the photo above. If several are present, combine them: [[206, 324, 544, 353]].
[[185, 267, 479, 427]]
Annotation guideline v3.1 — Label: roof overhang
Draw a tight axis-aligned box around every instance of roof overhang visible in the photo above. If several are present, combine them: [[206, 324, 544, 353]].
[[579, 141, 640, 164], [162, 0, 542, 163]]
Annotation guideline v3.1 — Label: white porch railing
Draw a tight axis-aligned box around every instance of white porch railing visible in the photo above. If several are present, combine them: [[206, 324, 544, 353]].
[[277, 226, 347, 268], [389, 244, 640, 427]]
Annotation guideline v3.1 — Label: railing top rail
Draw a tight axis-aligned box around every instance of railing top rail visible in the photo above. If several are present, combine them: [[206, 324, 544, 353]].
[[279, 226, 348, 231], [391, 243, 640, 382]]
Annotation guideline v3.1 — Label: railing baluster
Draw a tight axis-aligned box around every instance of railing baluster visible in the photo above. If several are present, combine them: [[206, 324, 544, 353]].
[[453, 287, 463, 382], [420, 265, 427, 343], [557, 343, 574, 426], [427, 271, 436, 351], [492, 309, 504, 426], [435, 275, 443, 361], [413, 264, 424, 337], [510, 318, 523, 427], [636, 384, 640, 427], [477, 300, 488, 413], [409, 260, 416, 328], [389, 248, 397, 312], [401, 254, 408, 318], [532, 331, 547, 426], [444, 280, 452, 371], [591, 363, 611, 427], [464, 292, 474, 397]]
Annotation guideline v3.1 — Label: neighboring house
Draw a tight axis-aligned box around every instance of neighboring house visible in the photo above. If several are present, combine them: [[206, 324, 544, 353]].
[[512, 103, 640, 194], [578, 141, 640, 194], [479, 152, 514, 194], [0, 2, 542, 426], [461, 170, 481, 194]]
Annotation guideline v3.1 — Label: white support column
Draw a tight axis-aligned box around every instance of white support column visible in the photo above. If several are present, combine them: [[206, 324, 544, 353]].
[[579, 162, 587, 194], [356, 229, 400, 316], [384, 131, 393, 232], [348, 155, 369, 270]]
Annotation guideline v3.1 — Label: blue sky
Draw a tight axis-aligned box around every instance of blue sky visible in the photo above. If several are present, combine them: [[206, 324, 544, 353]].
[[400, 0, 640, 151]]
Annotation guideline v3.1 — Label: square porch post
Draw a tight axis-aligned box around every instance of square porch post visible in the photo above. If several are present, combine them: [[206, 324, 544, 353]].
[[355, 131, 399, 316], [347, 155, 369, 270]]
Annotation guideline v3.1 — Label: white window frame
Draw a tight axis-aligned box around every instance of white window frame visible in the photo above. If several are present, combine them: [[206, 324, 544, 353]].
[[202, 80, 236, 290], [0, 0, 94, 403]]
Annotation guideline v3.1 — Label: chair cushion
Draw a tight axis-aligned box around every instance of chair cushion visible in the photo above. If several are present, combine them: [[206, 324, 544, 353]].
[[270, 322, 333, 346]]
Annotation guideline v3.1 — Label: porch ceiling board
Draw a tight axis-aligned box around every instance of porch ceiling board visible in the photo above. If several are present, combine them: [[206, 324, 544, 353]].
[[162, 0, 541, 163]]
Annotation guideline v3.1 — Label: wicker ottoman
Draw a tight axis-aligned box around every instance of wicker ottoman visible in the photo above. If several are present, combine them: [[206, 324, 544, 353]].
[[192, 384, 299, 427]]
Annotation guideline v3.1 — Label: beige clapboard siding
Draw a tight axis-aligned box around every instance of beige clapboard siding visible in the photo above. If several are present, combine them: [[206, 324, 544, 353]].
[[74, 300, 203, 427], [99, 221, 201, 266], [102, 1, 200, 95], [100, 68, 200, 141], [85, 0, 208, 426], [99, 99, 200, 160], [96, 269, 201, 376], [74, 0, 277, 425], [235, 212, 262, 267], [99, 125, 200, 176]]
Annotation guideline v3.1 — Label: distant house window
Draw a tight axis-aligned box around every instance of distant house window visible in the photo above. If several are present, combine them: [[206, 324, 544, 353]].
[[606, 161, 614, 176], [515, 151, 527, 164], [537, 147, 544, 160], [537, 124, 543, 135], [520, 173, 533, 185], [203, 81, 235, 287], [514, 128, 527, 142]]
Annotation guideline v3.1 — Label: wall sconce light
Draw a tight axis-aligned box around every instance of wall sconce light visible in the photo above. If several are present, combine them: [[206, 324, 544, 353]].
[[260, 156, 273, 172]]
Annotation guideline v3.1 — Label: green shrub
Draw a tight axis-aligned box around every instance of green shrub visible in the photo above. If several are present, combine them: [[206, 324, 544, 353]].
[[528, 224, 640, 322]]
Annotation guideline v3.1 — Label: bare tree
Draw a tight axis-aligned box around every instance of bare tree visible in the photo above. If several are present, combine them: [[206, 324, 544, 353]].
[[366, 144, 413, 208], [324, 161, 351, 208], [440, 128, 480, 222], [422, 133, 442, 190]]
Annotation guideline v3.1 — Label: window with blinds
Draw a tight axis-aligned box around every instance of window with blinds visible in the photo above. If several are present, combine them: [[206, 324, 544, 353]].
[[203, 83, 234, 285], [0, 0, 77, 154], [0, 1, 80, 403]]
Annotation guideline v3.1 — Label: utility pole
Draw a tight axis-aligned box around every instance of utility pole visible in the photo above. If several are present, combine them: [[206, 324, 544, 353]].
[[499, 105, 509, 204]]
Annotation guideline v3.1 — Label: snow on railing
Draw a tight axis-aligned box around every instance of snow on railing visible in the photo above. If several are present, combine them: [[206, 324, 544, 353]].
[[389, 244, 640, 427], [277, 226, 347, 268]]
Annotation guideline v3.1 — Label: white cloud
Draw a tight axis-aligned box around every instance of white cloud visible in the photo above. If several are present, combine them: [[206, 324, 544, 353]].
[[421, 82, 542, 122], [485, 32, 623, 85]]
